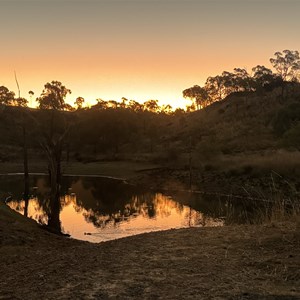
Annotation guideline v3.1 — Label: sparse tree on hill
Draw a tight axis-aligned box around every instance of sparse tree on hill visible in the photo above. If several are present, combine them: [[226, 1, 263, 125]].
[[28, 90, 34, 107], [160, 104, 173, 114], [252, 65, 275, 87], [37, 80, 71, 110], [183, 85, 209, 110], [74, 96, 85, 109], [270, 50, 300, 81], [232, 68, 253, 92], [143, 100, 159, 112], [12, 97, 28, 107], [120, 97, 128, 108], [205, 75, 228, 102], [108, 100, 119, 109], [93, 98, 109, 110], [0, 86, 15, 105], [128, 100, 143, 112]]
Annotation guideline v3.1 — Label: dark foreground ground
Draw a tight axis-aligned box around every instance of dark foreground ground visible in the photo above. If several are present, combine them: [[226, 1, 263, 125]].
[[0, 202, 299, 300]]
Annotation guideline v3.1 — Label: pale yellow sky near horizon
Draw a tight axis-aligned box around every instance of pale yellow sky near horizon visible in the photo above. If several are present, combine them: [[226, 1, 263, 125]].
[[1, 0, 300, 108]]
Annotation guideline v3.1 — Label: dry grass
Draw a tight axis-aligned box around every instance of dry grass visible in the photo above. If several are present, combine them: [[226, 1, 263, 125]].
[[223, 185, 300, 227], [194, 149, 300, 178], [1, 200, 299, 299]]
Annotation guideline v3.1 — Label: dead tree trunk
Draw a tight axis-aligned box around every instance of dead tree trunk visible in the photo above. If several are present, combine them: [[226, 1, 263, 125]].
[[43, 138, 63, 233]]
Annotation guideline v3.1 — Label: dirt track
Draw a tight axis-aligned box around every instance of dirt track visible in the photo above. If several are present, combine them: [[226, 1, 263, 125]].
[[0, 203, 299, 300]]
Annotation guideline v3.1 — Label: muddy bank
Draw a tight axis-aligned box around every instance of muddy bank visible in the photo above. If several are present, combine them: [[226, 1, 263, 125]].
[[1, 160, 299, 197], [0, 202, 299, 299]]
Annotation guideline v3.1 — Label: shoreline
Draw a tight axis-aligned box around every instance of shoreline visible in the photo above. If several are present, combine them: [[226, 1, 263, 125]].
[[0, 201, 299, 299], [1, 161, 300, 299]]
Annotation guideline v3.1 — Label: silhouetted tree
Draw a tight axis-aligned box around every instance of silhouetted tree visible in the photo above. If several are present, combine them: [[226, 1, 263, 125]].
[[93, 98, 109, 110], [36, 81, 72, 232], [270, 50, 300, 81], [183, 85, 210, 110], [128, 100, 143, 111], [160, 104, 173, 114], [74, 96, 85, 109], [28, 90, 34, 107], [108, 100, 119, 109], [231, 68, 253, 91], [143, 100, 159, 112], [12, 97, 28, 107], [205, 75, 228, 102], [252, 65, 275, 87], [36, 80, 71, 110], [0, 86, 15, 105], [120, 97, 128, 108]]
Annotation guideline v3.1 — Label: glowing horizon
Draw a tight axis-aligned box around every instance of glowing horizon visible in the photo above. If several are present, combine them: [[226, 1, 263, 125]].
[[1, 0, 300, 109]]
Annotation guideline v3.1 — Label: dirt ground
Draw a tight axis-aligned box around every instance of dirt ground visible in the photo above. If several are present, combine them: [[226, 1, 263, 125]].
[[0, 201, 299, 300]]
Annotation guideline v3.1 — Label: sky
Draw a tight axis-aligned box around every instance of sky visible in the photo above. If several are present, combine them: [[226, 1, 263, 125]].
[[1, 0, 300, 108]]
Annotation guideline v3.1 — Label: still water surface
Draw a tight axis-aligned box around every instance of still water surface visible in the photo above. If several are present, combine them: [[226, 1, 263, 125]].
[[1, 175, 227, 243]]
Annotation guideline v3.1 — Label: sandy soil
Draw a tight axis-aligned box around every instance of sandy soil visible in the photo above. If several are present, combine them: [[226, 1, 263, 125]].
[[0, 202, 299, 300]]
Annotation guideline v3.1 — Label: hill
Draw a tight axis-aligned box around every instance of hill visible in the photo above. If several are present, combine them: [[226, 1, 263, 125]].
[[0, 84, 300, 195]]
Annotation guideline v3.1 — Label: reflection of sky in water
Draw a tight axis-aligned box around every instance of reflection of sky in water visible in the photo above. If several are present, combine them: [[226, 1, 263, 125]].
[[8, 193, 223, 243]]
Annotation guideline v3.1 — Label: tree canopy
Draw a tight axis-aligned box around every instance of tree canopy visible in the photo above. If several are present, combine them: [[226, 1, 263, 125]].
[[0, 86, 15, 105], [270, 50, 300, 81], [37, 81, 71, 110], [183, 49, 300, 111]]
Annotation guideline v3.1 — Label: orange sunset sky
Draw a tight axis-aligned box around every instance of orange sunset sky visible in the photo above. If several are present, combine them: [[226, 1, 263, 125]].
[[1, 0, 300, 108]]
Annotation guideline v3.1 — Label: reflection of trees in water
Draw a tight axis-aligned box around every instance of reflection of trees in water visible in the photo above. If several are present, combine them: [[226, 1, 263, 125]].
[[7, 197, 48, 225], [69, 177, 146, 228], [77, 190, 189, 229], [5, 175, 223, 230], [5, 175, 226, 231], [33, 176, 82, 232], [5, 175, 79, 233]]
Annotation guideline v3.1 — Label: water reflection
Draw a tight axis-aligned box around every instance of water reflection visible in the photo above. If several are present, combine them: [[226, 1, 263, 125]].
[[2, 175, 224, 243]]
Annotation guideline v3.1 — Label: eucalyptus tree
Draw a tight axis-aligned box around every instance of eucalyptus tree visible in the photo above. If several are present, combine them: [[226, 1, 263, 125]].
[[120, 97, 128, 108], [251, 65, 282, 92], [252, 65, 274, 86], [270, 50, 300, 81], [127, 99, 144, 112], [160, 104, 173, 114], [205, 75, 228, 102], [143, 99, 159, 112], [36, 80, 72, 232], [94, 98, 109, 110], [0, 86, 15, 105], [232, 68, 253, 92], [107, 100, 119, 109], [183, 85, 210, 110], [74, 96, 85, 110], [37, 80, 71, 110]]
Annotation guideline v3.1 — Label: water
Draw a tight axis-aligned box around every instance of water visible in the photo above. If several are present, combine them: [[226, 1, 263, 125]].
[[1, 175, 227, 243]]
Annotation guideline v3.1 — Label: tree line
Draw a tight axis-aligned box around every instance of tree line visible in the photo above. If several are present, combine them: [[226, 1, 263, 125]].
[[1, 50, 300, 114], [0, 81, 179, 114], [183, 49, 300, 110]]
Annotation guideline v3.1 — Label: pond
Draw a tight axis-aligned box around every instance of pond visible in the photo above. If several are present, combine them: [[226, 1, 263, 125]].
[[1, 174, 251, 243]]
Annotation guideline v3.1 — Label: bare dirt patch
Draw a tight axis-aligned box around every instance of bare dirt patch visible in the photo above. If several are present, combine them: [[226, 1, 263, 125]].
[[0, 202, 299, 299]]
